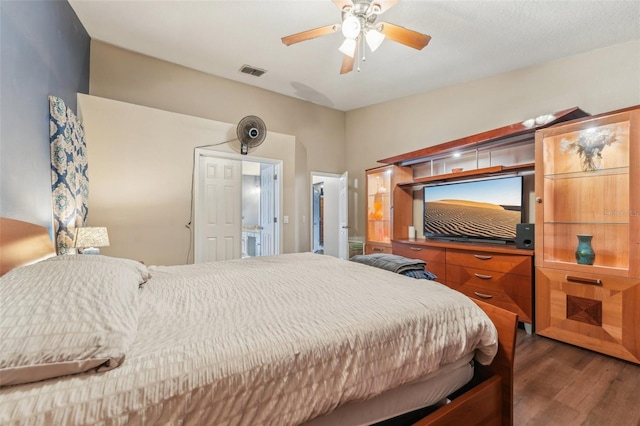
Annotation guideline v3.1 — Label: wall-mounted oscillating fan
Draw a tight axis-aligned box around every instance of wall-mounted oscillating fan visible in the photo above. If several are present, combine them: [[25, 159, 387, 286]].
[[237, 115, 267, 155]]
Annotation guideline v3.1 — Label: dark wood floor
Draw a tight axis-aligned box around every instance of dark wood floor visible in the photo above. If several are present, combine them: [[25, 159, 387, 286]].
[[513, 328, 640, 425]]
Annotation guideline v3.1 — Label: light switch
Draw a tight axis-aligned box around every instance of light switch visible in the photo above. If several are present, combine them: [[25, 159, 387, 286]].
[[283, 215, 289, 224]]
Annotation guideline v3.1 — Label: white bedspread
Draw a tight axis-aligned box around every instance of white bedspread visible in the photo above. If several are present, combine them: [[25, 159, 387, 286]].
[[0, 253, 497, 425]]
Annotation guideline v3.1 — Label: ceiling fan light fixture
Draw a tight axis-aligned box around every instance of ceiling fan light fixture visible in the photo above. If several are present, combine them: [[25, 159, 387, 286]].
[[365, 29, 385, 52], [339, 38, 357, 57], [341, 15, 361, 39], [280, 0, 430, 75]]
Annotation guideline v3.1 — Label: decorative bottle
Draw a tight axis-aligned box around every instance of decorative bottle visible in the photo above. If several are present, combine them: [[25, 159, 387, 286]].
[[575, 234, 595, 265]]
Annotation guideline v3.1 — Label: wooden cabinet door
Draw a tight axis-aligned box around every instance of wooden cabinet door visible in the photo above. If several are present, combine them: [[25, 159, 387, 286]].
[[536, 267, 640, 364], [365, 165, 412, 249], [535, 107, 640, 279]]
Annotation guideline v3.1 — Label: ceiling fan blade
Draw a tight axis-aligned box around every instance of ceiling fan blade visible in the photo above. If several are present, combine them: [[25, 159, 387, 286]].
[[333, 0, 353, 11], [340, 54, 355, 74], [373, 0, 399, 13], [281, 24, 339, 46], [379, 22, 431, 50]]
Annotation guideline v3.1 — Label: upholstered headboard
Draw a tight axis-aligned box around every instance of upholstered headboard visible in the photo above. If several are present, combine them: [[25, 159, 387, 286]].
[[0, 218, 56, 275]]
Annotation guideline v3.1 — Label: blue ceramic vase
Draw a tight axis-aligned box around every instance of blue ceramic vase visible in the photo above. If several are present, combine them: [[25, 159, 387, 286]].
[[575, 234, 595, 265]]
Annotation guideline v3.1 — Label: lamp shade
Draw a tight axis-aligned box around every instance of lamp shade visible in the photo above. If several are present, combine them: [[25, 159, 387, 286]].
[[74, 227, 110, 248], [366, 29, 385, 52], [339, 38, 357, 57]]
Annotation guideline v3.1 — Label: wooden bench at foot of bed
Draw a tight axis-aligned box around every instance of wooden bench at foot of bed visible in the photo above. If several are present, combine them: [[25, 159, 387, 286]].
[[413, 300, 518, 426]]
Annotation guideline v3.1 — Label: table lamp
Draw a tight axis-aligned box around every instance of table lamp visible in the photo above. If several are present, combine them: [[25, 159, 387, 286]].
[[74, 227, 110, 254]]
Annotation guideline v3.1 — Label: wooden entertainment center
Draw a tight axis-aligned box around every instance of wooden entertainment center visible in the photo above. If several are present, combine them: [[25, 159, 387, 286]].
[[365, 107, 590, 331]]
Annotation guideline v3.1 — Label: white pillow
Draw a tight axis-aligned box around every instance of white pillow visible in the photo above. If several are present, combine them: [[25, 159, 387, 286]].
[[45, 254, 151, 283], [0, 255, 145, 386]]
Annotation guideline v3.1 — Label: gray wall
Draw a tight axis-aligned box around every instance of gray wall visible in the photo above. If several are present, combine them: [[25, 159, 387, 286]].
[[1, 0, 90, 228]]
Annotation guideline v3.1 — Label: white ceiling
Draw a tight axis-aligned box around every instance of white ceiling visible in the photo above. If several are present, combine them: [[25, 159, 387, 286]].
[[69, 0, 640, 112]]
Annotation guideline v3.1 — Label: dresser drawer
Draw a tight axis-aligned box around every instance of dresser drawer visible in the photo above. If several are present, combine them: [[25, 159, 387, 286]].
[[392, 242, 446, 263], [447, 264, 533, 323], [422, 262, 446, 282], [446, 265, 532, 299], [448, 282, 532, 323], [365, 242, 392, 254], [446, 249, 532, 276], [393, 242, 447, 282]]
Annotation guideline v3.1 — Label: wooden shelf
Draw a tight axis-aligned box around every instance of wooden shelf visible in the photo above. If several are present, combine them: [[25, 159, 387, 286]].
[[393, 238, 534, 256], [398, 163, 535, 187], [378, 107, 589, 166]]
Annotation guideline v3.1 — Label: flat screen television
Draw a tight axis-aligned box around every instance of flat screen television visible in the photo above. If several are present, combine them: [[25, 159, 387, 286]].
[[423, 176, 523, 244]]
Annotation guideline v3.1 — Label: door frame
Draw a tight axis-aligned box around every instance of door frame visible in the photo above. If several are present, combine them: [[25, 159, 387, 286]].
[[194, 148, 283, 261], [312, 182, 323, 253], [309, 171, 348, 258]]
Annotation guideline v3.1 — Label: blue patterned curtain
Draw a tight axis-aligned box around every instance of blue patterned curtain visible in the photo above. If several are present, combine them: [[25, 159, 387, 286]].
[[49, 96, 89, 254]]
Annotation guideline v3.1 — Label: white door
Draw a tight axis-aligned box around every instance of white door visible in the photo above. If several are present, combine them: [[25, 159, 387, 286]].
[[338, 171, 349, 260], [259, 163, 276, 256], [194, 155, 242, 262]]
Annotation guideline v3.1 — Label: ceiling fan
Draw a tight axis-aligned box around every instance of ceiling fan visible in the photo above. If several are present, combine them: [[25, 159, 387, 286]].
[[281, 0, 431, 74]]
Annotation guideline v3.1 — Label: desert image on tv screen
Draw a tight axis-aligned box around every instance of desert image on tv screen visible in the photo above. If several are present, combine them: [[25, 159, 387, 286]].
[[424, 177, 522, 241]]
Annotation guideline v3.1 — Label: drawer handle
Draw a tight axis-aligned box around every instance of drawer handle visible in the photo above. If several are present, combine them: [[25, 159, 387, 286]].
[[474, 291, 493, 299], [474, 255, 492, 260], [565, 275, 602, 286], [409, 247, 423, 251], [474, 273, 493, 280], [372, 247, 384, 252]]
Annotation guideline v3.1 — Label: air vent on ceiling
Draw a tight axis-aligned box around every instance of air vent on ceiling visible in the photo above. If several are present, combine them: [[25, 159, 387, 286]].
[[240, 65, 267, 77]]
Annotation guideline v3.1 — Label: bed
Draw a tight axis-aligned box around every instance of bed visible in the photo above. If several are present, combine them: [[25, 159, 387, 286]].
[[0, 217, 516, 425]]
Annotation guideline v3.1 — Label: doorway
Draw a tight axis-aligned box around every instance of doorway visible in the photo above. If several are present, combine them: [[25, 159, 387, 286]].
[[194, 149, 282, 263], [241, 160, 278, 258], [310, 172, 348, 259], [312, 182, 324, 254]]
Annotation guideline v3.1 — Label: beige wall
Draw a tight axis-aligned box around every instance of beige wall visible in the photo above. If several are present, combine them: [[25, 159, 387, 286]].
[[90, 41, 346, 174], [88, 39, 640, 260], [89, 40, 347, 256], [78, 94, 299, 266], [345, 40, 640, 237]]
